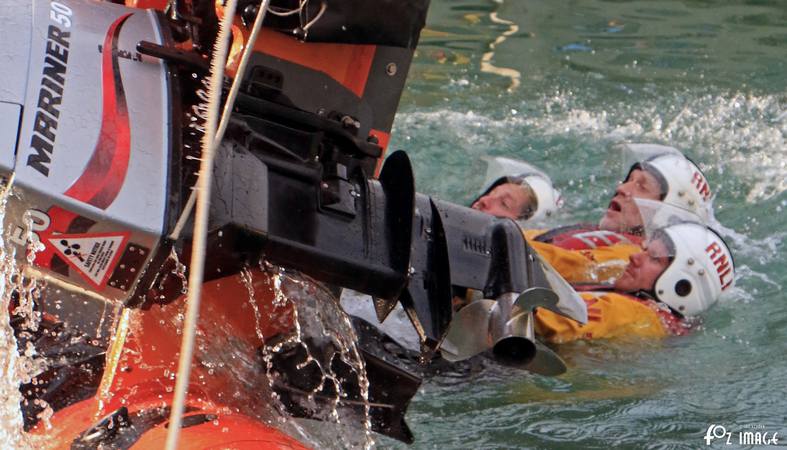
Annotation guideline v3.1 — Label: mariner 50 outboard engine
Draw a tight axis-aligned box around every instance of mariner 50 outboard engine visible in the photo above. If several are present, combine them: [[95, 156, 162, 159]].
[[1, 0, 433, 335]]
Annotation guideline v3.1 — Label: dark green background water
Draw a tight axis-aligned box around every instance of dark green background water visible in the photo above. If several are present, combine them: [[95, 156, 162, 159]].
[[386, 0, 787, 448]]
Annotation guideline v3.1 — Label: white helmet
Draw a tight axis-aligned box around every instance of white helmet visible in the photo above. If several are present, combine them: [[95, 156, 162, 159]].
[[652, 222, 734, 317], [479, 157, 561, 222], [620, 143, 713, 222], [517, 172, 561, 222]]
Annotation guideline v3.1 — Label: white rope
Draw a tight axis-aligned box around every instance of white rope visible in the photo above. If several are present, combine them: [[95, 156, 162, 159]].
[[216, 0, 271, 150], [300, 0, 326, 33], [164, 0, 238, 448], [164, 0, 273, 446], [169, 0, 272, 241], [168, 186, 196, 240]]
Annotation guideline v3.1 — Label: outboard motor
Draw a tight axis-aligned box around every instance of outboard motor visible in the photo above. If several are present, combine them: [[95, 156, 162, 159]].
[[0, 0, 429, 331]]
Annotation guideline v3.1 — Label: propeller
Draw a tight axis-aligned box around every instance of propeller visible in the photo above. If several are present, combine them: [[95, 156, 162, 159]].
[[441, 289, 568, 376]]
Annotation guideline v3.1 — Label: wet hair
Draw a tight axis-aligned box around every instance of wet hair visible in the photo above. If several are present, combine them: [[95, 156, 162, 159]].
[[626, 162, 668, 200], [638, 229, 677, 307], [648, 229, 676, 257]]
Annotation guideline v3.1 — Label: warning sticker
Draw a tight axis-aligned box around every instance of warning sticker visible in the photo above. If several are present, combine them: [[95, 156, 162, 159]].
[[48, 232, 130, 288]]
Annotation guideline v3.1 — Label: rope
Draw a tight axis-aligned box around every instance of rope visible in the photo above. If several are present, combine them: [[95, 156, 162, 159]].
[[169, 0, 272, 241], [165, 0, 273, 445], [164, 0, 239, 447]]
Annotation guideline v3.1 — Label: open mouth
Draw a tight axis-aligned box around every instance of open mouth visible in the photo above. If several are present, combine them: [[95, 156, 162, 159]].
[[608, 199, 622, 212]]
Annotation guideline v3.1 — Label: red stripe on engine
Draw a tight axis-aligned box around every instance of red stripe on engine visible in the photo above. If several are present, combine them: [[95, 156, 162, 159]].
[[64, 13, 133, 209]]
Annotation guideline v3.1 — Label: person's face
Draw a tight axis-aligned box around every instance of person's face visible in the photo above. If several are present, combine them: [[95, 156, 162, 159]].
[[471, 183, 531, 219], [613, 238, 670, 293], [599, 168, 662, 233]]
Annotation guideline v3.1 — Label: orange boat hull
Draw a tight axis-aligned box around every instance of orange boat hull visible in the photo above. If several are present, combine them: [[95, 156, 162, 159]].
[[28, 269, 309, 449]]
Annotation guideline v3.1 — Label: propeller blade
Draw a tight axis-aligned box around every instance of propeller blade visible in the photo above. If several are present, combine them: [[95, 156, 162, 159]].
[[514, 286, 559, 311], [489, 310, 567, 376], [440, 299, 495, 361], [534, 253, 588, 324], [523, 341, 568, 376], [373, 296, 399, 323]]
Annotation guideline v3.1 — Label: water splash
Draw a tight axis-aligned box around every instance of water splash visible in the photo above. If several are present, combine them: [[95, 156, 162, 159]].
[[255, 262, 375, 449], [240, 267, 269, 344], [0, 208, 27, 447], [711, 219, 785, 264], [167, 247, 189, 295], [0, 186, 48, 448], [583, 259, 628, 285]]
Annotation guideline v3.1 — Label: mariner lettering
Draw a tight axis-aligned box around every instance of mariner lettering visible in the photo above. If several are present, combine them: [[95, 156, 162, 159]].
[[27, 25, 71, 176]]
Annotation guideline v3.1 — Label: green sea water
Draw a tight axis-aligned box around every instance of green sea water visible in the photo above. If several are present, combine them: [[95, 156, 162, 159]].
[[386, 0, 787, 448]]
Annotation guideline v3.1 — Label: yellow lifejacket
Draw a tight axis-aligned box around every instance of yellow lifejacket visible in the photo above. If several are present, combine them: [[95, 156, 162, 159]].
[[534, 291, 687, 343]]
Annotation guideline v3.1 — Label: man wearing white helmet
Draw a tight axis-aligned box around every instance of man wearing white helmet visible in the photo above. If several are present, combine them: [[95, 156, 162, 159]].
[[532, 144, 713, 250], [471, 156, 562, 223], [469, 145, 716, 286], [471, 172, 560, 222], [534, 222, 735, 342], [473, 145, 713, 249], [597, 143, 713, 235]]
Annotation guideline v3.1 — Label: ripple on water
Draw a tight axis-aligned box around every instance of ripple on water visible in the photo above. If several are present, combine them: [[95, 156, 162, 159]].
[[388, 2, 786, 448]]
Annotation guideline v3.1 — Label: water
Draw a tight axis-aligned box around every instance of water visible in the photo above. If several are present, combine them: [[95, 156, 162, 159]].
[[384, 0, 787, 448], [0, 207, 373, 448], [0, 189, 28, 447], [251, 264, 375, 449], [0, 186, 53, 449]]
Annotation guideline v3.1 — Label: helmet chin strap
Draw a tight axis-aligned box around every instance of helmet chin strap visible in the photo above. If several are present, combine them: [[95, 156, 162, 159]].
[[634, 289, 657, 301], [635, 288, 688, 318]]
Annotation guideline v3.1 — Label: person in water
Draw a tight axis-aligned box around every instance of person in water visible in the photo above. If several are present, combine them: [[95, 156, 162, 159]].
[[534, 221, 735, 342], [473, 144, 714, 250], [470, 171, 559, 223], [470, 144, 717, 285]]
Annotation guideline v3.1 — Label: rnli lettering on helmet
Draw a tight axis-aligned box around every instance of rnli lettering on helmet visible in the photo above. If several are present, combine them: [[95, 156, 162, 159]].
[[692, 171, 711, 201], [26, 2, 73, 177], [705, 242, 733, 290]]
